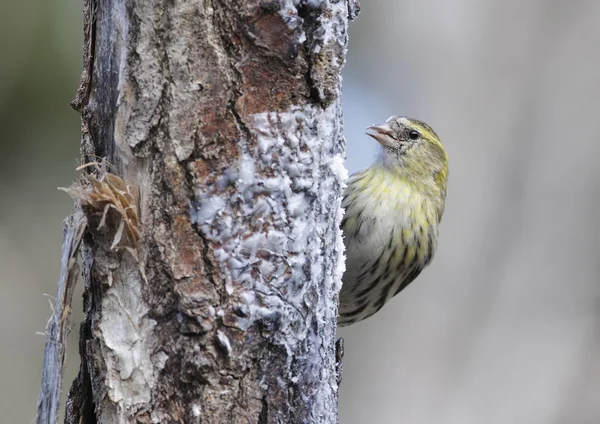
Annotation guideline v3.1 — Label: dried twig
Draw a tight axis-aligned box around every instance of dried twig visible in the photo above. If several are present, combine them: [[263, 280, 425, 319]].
[[35, 212, 86, 424]]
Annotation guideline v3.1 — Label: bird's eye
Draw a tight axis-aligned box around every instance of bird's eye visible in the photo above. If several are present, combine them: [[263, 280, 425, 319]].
[[408, 130, 420, 140]]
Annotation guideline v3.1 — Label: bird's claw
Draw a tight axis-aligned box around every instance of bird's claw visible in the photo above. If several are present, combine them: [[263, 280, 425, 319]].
[[335, 337, 344, 387]]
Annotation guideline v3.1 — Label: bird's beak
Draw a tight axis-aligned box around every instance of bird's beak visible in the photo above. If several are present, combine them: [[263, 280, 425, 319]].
[[365, 123, 396, 148]]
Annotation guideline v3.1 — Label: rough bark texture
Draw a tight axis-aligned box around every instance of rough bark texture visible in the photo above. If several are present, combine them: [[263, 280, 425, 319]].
[[65, 0, 354, 423]]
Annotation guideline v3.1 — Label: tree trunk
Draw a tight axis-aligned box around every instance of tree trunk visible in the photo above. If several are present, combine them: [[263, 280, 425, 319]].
[[62, 0, 355, 423]]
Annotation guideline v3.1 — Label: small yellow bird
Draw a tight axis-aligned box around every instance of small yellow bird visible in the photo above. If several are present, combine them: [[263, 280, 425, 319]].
[[338, 116, 448, 326]]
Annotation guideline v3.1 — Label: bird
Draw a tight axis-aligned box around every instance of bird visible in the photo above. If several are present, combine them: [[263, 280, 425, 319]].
[[338, 116, 448, 326]]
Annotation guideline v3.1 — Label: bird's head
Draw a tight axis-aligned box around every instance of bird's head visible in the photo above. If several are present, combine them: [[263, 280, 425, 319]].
[[366, 116, 448, 194]]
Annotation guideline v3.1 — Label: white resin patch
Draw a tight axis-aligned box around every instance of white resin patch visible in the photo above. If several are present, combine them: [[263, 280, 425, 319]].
[[191, 102, 347, 419]]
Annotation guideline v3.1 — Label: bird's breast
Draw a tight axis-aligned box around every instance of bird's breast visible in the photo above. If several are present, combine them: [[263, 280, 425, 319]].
[[341, 169, 439, 294]]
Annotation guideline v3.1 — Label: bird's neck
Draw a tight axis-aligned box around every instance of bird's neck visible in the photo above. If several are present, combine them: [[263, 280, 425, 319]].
[[369, 162, 446, 215], [375, 151, 447, 197]]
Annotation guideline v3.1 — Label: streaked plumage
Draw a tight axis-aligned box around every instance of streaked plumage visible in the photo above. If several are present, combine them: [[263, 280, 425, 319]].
[[338, 116, 448, 326]]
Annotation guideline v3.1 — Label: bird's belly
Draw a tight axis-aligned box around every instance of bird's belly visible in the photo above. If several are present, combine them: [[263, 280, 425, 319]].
[[339, 189, 437, 325], [345, 209, 399, 271], [342, 206, 410, 292], [342, 192, 421, 283]]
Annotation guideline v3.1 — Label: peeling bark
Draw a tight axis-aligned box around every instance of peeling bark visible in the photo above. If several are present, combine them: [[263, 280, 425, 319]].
[[63, 0, 355, 423]]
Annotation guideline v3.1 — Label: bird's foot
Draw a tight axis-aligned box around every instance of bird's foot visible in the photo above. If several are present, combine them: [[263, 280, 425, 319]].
[[335, 337, 344, 387]]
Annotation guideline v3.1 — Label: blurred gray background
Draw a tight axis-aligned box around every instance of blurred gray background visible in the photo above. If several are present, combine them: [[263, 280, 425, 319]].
[[2, 1, 599, 423]]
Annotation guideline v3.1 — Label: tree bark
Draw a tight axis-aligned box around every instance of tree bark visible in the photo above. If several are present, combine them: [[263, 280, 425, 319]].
[[63, 0, 355, 422]]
